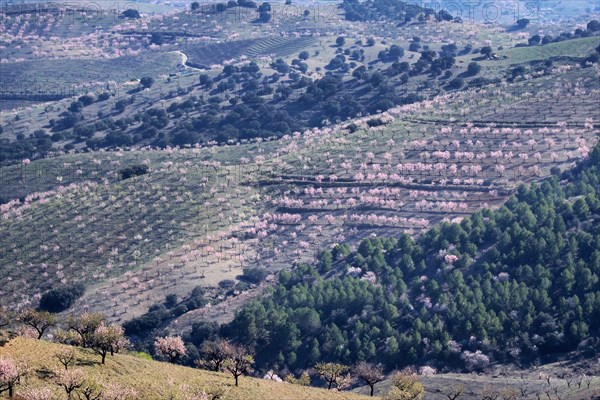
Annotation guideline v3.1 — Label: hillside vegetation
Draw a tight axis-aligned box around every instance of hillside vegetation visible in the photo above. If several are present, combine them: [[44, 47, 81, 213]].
[[213, 144, 600, 375], [1, 3, 599, 398], [0, 337, 371, 399]]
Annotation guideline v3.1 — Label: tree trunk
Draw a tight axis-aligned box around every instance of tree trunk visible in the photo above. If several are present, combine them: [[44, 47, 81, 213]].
[[9, 385, 14, 398], [370, 384, 374, 396], [235, 375, 239, 387], [102, 352, 107, 364]]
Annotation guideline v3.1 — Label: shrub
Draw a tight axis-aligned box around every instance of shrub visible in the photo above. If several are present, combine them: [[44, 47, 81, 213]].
[[480, 46, 492, 58], [218, 279, 235, 289], [150, 33, 164, 46], [164, 294, 178, 308], [140, 77, 155, 89], [122, 9, 141, 18], [516, 18, 529, 29], [78, 95, 95, 106], [409, 42, 421, 52], [587, 20, 600, 32], [445, 77, 464, 90], [38, 284, 85, 313], [240, 268, 269, 284], [123, 312, 163, 336], [120, 164, 149, 180], [367, 118, 384, 127], [467, 62, 481, 76]]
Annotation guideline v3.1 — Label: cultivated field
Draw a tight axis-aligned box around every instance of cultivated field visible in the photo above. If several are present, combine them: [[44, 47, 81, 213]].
[[1, 62, 597, 326]]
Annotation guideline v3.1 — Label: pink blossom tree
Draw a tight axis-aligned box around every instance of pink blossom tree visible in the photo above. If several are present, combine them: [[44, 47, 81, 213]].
[[0, 358, 28, 398], [90, 323, 126, 364], [154, 336, 187, 363], [54, 368, 85, 400], [460, 350, 490, 372]]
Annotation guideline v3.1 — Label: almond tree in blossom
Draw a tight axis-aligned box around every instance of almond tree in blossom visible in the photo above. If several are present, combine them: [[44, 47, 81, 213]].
[[90, 323, 126, 364], [155, 336, 187, 363], [54, 368, 85, 400], [0, 357, 28, 398]]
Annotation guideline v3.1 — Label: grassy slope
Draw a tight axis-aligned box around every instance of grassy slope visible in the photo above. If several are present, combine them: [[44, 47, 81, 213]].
[[0, 337, 371, 400], [0, 52, 182, 90], [474, 36, 600, 67]]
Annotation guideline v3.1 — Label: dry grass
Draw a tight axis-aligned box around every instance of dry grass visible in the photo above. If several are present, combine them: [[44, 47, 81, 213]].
[[0, 337, 372, 400]]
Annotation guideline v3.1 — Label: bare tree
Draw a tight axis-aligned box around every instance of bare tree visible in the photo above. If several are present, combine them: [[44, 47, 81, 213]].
[[79, 379, 102, 400], [354, 361, 384, 396], [501, 388, 518, 400], [482, 389, 500, 400], [551, 385, 562, 400], [446, 384, 464, 400], [55, 347, 76, 370], [224, 344, 254, 387]]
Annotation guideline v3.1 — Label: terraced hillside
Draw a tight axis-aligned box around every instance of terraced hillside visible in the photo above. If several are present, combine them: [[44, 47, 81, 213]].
[[1, 59, 597, 328], [183, 36, 316, 68], [0, 52, 182, 107]]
